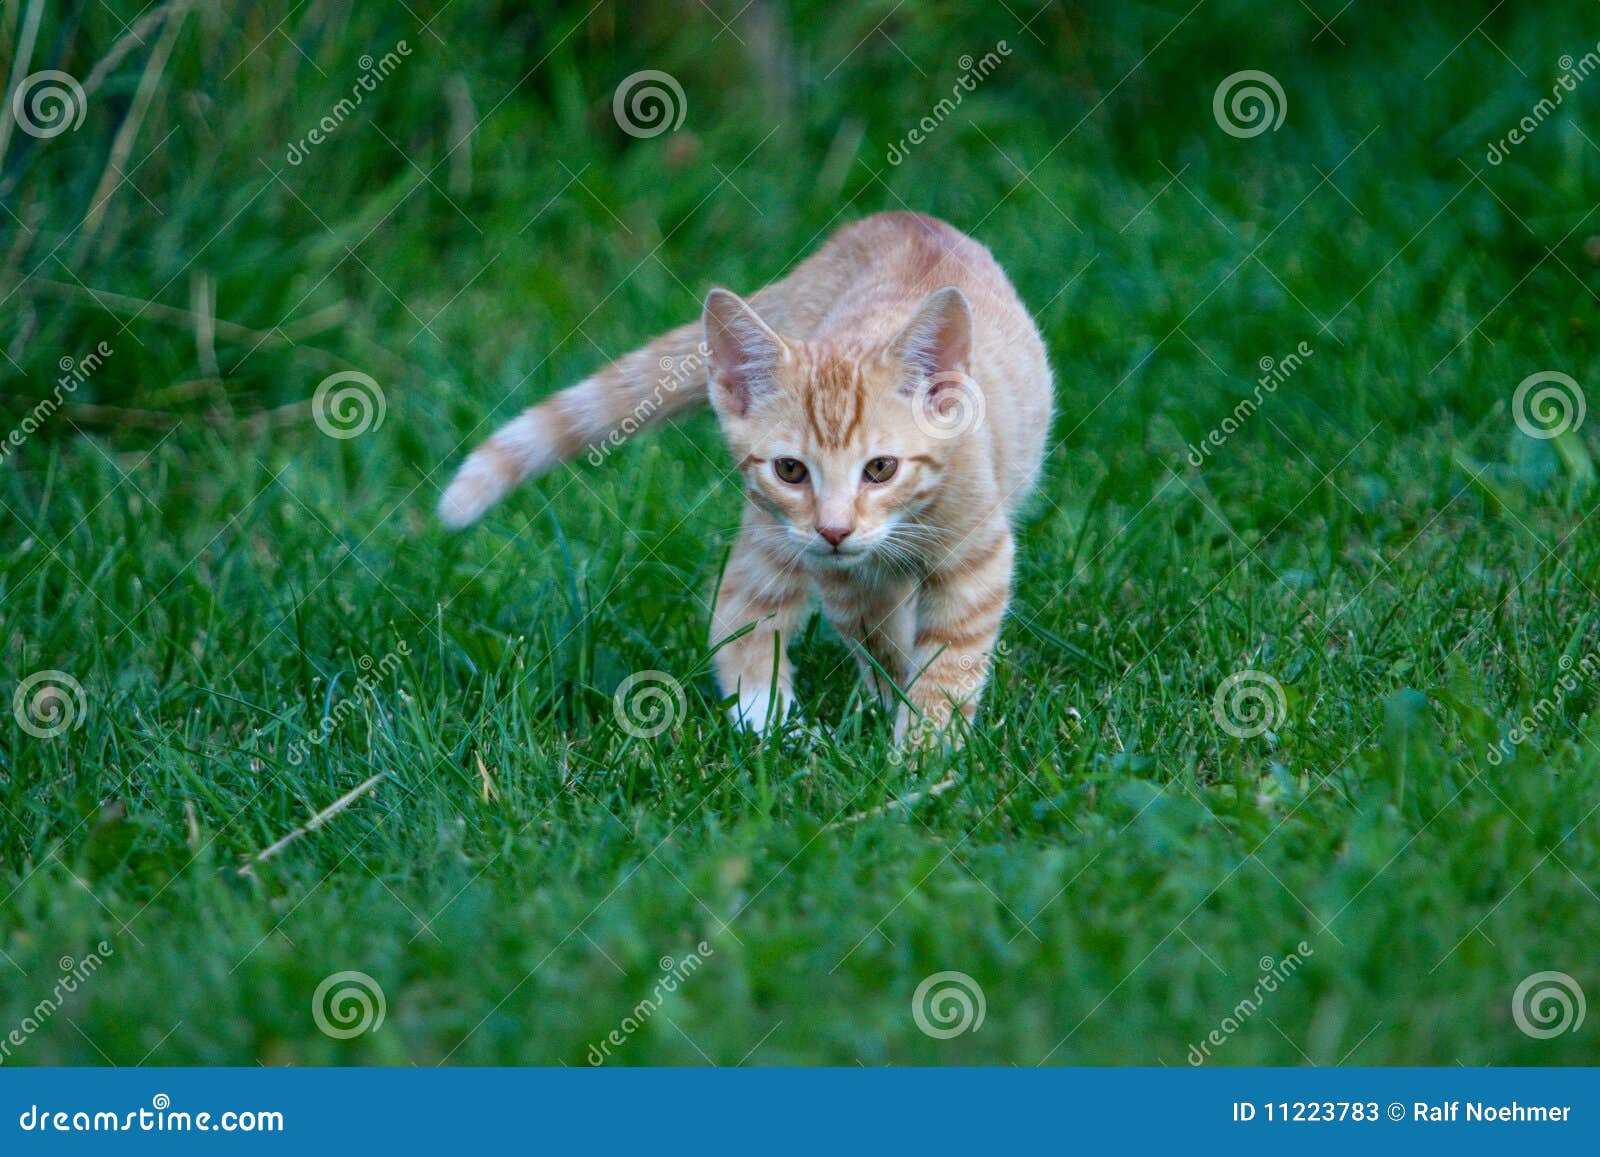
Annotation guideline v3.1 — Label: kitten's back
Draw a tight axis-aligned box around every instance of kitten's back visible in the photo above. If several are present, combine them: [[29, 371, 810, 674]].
[[439, 212, 1051, 526]]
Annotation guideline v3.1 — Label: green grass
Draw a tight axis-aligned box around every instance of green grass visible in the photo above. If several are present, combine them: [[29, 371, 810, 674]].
[[3, 0, 1600, 1064]]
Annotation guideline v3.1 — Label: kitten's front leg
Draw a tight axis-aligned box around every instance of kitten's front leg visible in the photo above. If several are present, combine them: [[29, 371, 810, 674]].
[[901, 527, 1015, 744], [711, 514, 811, 731], [816, 572, 918, 711]]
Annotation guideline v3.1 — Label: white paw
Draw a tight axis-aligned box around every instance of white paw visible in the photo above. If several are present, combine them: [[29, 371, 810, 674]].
[[729, 688, 796, 733]]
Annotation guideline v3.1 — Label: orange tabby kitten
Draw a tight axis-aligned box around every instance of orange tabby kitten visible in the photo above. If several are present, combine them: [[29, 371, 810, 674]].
[[440, 212, 1052, 741]]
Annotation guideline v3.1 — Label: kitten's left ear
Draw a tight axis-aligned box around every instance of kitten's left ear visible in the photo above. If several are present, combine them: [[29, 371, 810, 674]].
[[890, 286, 972, 389], [704, 288, 787, 419]]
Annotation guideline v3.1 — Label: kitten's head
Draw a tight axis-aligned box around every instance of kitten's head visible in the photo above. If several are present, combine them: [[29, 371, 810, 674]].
[[703, 285, 976, 568]]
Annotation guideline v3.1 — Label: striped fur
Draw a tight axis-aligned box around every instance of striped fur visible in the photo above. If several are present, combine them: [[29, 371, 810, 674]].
[[440, 212, 1052, 742], [438, 320, 709, 528]]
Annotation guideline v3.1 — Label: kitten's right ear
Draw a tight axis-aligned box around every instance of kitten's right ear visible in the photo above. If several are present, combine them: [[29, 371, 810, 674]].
[[703, 288, 785, 418], [889, 286, 973, 388]]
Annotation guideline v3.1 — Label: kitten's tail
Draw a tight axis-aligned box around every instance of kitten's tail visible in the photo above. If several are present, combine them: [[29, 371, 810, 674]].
[[437, 319, 710, 528]]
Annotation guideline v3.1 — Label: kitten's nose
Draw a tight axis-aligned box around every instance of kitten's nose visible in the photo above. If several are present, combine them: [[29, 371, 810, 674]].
[[818, 525, 852, 547]]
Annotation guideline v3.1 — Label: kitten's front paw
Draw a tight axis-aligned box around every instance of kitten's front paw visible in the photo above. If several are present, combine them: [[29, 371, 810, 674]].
[[729, 688, 798, 733], [893, 702, 968, 752]]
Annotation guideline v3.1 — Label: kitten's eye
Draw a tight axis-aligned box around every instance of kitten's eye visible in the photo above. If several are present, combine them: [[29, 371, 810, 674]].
[[773, 458, 809, 484], [863, 456, 899, 483]]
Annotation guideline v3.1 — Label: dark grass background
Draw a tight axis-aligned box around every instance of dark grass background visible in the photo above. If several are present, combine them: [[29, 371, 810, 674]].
[[1, 0, 1599, 1064]]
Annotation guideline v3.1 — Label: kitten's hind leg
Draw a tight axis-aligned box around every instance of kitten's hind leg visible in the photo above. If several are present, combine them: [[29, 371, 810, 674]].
[[711, 517, 811, 732]]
